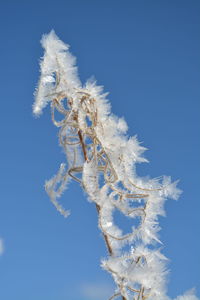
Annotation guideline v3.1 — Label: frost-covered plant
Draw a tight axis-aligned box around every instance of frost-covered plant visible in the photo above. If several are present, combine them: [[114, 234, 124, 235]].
[[33, 31, 196, 300]]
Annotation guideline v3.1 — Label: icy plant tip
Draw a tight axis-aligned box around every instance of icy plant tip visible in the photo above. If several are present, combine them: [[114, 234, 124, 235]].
[[33, 31, 197, 300]]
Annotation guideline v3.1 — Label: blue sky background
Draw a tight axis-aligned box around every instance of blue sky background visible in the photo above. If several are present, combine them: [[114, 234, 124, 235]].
[[0, 1, 199, 299]]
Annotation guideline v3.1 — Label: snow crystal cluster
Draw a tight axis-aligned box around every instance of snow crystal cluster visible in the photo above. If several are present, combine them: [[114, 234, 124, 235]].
[[33, 31, 198, 300]]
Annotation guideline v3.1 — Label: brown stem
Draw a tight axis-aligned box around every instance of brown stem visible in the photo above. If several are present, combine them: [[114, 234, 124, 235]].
[[95, 204, 113, 256], [78, 130, 88, 161], [77, 130, 113, 256], [96, 203, 127, 300], [77, 116, 126, 300]]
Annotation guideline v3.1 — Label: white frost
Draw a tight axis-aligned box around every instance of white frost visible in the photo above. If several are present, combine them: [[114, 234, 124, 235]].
[[33, 31, 197, 300]]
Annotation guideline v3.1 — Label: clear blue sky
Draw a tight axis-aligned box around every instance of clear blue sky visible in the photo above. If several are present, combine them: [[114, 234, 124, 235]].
[[0, 1, 199, 299]]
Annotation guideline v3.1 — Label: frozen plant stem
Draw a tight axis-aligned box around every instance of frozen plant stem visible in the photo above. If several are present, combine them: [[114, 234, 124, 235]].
[[33, 31, 181, 300]]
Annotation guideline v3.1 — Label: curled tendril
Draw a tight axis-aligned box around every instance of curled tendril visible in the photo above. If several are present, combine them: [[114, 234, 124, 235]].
[[108, 293, 121, 300]]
